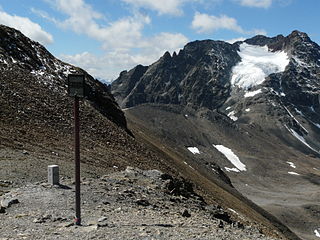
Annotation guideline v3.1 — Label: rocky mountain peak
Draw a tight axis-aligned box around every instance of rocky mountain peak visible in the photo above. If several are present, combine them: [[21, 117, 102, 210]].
[[288, 30, 312, 43], [112, 38, 240, 109], [0, 24, 55, 72]]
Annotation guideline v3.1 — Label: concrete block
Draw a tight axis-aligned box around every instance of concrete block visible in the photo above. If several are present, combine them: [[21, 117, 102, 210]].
[[48, 165, 59, 185]]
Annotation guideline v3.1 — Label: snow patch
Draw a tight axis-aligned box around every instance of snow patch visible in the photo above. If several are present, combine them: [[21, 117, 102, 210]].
[[315, 229, 320, 238], [244, 89, 262, 98], [313, 122, 320, 129], [288, 172, 300, 176], [283, 106, 308, 133], [285, 125, 318, 153], [245, 108, 250, 112], [287, 161, 296, 169], [227, 111, 238, 121], [294, 108, 304, 116], [231, 43, 289, 89], [213, 145, 246, 171], [225, 167, 240, 172], [187, 147, 200, 154]]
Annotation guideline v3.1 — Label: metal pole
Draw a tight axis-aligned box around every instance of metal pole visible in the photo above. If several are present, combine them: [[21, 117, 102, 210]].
[[74, 96, 81, 225]]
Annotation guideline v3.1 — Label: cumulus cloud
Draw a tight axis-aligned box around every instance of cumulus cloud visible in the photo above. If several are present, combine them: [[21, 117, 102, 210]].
[[61, 32, 188, 81], [191, 12, 266, 36], [192, 12, 245, 34], [41, 0, 189, 81], [46, 0, 151, 50], [0, 10, 53, 45], [235, 0, 273, 8]]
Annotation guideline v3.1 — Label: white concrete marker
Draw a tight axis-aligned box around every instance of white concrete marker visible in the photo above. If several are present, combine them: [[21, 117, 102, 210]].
[[48, 165, 59, 185]]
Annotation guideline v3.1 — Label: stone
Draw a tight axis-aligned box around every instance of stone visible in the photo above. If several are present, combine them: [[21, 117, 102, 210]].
[[182, 209, 191, 218], [98, 216, 108, 222], [218, 220, 224, 229], [0, 206, 5, 214], [22, 150, 29, 155], [136, 199, 150, 207], [1, 198, 19, 208]]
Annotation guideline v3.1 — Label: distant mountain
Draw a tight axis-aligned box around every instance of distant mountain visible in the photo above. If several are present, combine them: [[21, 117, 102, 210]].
[[111, 31, 320, 239]]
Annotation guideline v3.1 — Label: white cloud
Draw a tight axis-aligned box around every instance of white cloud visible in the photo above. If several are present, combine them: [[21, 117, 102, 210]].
[[60, 51, 130, 81], [191, 12, 267, 36], [0, 10, 53, 45], [61, 32, 188, 81], [46, 0, 151, 50], [42, 0, 188, 80], [192, 12, 245, 34], [235, 0, 272, 8]]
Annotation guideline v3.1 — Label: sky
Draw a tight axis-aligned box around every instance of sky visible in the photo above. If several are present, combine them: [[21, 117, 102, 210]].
[[0, 0, 319, 82]]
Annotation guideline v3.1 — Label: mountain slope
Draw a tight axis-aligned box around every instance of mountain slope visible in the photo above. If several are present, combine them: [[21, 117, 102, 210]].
[[111, 31, 320, 239], [0, 23, 178, 182]]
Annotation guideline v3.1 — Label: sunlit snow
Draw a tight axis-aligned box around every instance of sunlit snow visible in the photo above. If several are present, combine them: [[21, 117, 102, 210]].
[[283, 106, 308, 133], [287, 161, 296, 169], [187, 147, 200, 154], [213, 145, 246, 171], [315, 229, 320, 238], [288, 172, 300, 176], [225, 167, 240, 172], [313, 122, 320, 129], [227, 111, 238, 121], [285, 125, 318, 153], [245, 108, 251, 112], [231, 43, 289, 89], [244, 89, 262, 98]]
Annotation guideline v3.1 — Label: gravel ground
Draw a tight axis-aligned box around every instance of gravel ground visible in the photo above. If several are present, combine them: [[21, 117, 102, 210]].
[[0, 167, 279, 240]]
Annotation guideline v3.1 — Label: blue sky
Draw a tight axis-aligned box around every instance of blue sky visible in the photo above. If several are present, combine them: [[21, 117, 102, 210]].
[[0, 0, 319, 81]]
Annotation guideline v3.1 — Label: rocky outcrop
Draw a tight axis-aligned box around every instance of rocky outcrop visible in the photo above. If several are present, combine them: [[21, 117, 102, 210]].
[[111, 40, 240, 109]]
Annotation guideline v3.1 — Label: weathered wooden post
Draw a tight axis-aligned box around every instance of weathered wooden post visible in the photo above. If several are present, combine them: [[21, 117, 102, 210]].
[[68, 74, 85, 226]]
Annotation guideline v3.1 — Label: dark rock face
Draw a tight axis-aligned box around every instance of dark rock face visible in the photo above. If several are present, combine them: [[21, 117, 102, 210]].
[[0, 24, 127, 130], [112, 30, 320, 114], [111, 40, 240, 109], [112, 30, 320, 152]]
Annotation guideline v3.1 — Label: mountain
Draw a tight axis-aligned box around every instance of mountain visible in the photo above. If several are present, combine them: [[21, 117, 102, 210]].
[[111, 31, 320, 239], [0, 24, 303, 239]]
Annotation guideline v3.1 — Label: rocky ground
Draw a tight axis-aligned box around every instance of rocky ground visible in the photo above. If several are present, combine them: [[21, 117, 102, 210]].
[[0, 167, 279, 240]]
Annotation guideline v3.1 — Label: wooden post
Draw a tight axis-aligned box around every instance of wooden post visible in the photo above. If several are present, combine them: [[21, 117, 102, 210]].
[[74, 96, 81, 225]]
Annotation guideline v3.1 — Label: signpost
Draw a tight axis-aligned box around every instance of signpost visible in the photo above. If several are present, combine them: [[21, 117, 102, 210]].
[[68, 74, 85, 225]]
